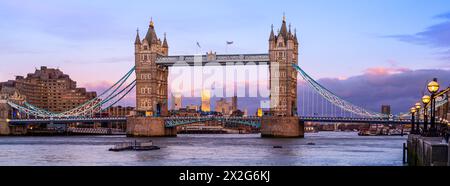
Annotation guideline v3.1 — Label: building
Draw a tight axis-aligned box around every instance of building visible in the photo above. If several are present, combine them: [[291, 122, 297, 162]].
[[186, 104, 200, 111], [1, 66, 96, 113], [381, 105, 391, 115], [134, 19, 169, 117], [232, 95, 237, 112], [171, 92, 182, 110], [215, 98, 233, 116], [201, 90, 211, 112], [436, 89, 449, 122], [268, 15, 298, 116]]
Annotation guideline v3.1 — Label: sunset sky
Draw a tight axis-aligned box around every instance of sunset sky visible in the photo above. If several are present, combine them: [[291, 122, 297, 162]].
[[1, 0, 449, 114]]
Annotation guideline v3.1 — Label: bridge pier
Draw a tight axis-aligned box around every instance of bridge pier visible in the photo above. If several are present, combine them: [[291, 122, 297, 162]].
[[0, 101, 11, 135], [126, 117, 176, 137], [260, 116, 304, 138]]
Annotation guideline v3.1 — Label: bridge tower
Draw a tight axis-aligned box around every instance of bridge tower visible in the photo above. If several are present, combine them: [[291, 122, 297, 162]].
[[261, 16, 304, 138], [134, 19, 169, 117], [268, 15, 298, 116], [127, 19, 176, 137]]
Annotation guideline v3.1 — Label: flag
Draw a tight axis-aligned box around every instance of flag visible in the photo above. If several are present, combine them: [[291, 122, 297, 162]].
[[226, 41, 234, 45], [196, 42, 201, 48]]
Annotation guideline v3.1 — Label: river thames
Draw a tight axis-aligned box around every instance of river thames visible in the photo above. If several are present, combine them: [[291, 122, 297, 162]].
[[0, 132, 406, 166]]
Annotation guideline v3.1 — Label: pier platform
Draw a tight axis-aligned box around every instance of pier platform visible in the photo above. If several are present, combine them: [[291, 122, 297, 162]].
[[407, 134, 449, 166]]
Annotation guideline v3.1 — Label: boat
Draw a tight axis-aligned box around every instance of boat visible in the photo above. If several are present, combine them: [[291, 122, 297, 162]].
[[109, 140, 160, 151]]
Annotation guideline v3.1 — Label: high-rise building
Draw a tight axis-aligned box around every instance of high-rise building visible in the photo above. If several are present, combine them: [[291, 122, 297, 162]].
[[231, 95, 238, 112], [134, 19, 169, 117], [381, 105, 391, 115], [201, 90, 211, 112], [268, 15, 299, 117], [2, 66, 96, 113], [171, 92, 182, 110]]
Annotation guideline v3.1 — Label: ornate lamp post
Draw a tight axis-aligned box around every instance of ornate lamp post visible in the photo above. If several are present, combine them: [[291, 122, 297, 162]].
[[421, 95, 431, 134], [410, 107, 417, 134], [427, 78, 439, 136], [415, 102, 421, 134]]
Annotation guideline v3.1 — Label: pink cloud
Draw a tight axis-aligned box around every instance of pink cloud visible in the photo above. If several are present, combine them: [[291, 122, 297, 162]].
[[364, 66, 411, 76]]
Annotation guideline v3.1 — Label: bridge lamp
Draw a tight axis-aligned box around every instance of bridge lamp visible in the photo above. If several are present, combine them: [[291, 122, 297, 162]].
[[421, 95, 431, 133], [427, 78, 440, 136]]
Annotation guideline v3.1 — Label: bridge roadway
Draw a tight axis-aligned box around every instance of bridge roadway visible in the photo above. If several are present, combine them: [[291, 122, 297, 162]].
[[7, 116, 418, 127], [155, 54, 270, 66]]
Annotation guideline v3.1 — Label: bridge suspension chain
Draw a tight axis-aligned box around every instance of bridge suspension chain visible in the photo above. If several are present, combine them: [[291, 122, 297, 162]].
[[293, 63, 387, 118], [7, 66, 137, 118]]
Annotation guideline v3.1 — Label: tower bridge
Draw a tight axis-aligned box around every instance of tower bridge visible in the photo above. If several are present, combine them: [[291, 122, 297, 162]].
[[4, 16, 446, 137]]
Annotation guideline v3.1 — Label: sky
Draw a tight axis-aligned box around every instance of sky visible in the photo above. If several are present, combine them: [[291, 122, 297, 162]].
[[0, 0, 449, 114]]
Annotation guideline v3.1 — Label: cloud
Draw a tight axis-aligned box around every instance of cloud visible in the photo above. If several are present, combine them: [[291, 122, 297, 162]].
[[387, 13, 450, 48], [363, 66, 411, 76], [386, 11, 450, 60], [317, 68, 450, 115]]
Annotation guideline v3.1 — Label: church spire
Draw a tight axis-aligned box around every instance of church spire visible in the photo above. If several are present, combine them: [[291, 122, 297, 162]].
[[134, 28, 141, 45]]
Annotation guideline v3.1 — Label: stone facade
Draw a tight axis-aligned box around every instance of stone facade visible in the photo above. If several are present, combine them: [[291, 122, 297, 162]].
[[126, 117, 176, 137], [134, 19, 169, 117], [0, 100, 11, 135], [260, 116, 304, 138], [268, 16, 299, 117]]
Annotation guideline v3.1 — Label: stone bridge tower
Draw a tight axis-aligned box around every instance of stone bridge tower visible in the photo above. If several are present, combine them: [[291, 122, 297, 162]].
[[261, 16, 303, 138], [134, 19, 169, 117], [127, 19, 175, 137], [268, 15, 299, 117]]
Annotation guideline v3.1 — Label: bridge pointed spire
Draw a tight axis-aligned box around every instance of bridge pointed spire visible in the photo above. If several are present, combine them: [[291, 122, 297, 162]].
[[145, 17, 159, 44], [135, 28, 141, 45], [269, 24, 275, 41], [294, 28, 298, 44], [279, 14, 288, 41], [163, 32, 168, 48]]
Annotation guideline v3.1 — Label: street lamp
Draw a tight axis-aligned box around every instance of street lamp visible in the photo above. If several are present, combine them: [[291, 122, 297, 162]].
[[427, 78, 440, 136], [415, 102, 421, 133], [422, 95, 431, 132], [410, 107, 417, 134], [421, 95, 431, 133]]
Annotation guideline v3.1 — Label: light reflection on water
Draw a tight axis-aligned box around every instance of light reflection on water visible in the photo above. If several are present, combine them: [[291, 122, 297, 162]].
[[0, 132, 406, 166]]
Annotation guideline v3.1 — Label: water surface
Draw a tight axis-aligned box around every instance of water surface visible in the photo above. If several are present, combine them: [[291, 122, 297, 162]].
[[0, 132, 406, 166]]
